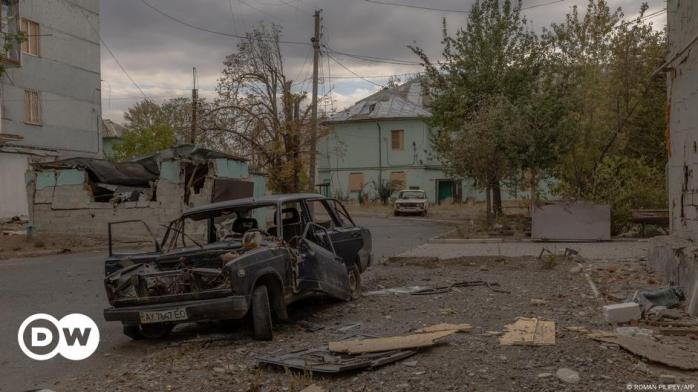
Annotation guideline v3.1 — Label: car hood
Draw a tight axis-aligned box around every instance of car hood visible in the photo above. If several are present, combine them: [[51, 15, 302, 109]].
[[396, 198, 426, 203]]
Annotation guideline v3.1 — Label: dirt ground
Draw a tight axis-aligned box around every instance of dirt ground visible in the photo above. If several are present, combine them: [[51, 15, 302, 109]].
[[0, 222, 107, 260], [60, 255, 698, 392]]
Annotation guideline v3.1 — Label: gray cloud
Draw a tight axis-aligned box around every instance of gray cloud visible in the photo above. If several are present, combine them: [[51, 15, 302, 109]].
[[100, 0, 666, 121]]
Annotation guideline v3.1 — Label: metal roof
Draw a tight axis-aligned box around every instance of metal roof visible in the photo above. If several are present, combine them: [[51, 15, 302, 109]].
[[326, 79, 431, 123], [102, 119, 126, 138], [183, 193, 327, 218]]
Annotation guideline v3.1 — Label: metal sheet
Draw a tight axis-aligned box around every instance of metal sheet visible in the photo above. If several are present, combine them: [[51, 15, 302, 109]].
[[532, 201, 611, 241], [257, 335, 417, 374]]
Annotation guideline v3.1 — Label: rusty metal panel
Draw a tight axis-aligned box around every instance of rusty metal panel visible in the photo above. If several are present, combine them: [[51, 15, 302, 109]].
[[532, 201, 611, 241]]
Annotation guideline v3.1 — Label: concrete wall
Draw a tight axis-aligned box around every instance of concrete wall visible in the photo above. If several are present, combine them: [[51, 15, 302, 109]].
[[647, 1, 698, 316], [2, 0, 101, 156], [29, 158, 266, 238], [648, 236, 698, 316], [666, 0, 698, 239]]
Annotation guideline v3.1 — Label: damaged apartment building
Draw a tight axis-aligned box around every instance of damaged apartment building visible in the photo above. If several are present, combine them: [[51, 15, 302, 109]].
[[649, 0, 698, 316], [27, 146, 266, 237]]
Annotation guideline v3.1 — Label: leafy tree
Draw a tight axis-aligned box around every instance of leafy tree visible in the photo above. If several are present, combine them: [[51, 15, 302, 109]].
[[410, 0, 541, 216], [111, 123, 176, 161], [545, 0, 667, 196], [545, 0, 667, 229]]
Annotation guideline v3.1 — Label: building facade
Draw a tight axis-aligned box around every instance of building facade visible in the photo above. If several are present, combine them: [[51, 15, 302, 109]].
[[0, 0, 101, 219], [648, 0, 698, 316], [319, 80, 483, 204]]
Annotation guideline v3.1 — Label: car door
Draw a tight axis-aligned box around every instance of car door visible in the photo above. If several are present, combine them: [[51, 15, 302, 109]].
[[296, 222, 351, 301], [325, 199, 363, 266], [303, 198, 362, 265]]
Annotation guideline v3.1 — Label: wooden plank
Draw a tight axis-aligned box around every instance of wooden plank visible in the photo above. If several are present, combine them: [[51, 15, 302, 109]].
[[499, 318, 556, 346], [328, 330, 456, 354], [414, 323, 472, 334]]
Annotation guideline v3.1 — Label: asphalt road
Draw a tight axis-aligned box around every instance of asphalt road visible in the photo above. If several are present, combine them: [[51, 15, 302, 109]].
[[0, 216, 448, 392]]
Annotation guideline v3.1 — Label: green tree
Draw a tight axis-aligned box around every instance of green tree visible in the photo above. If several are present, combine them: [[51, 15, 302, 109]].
[[545, 0, 667, 230], [410, 0, 541, 216], [545, 0, 667, 195], [111, 123, 176, 161]]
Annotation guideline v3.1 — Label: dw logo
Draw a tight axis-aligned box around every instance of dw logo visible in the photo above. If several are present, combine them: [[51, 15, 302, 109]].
[[17, 313, 99, 361]]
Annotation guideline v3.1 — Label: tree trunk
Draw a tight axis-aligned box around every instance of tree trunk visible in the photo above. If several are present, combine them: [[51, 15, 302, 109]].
[[485, 184, 492, 223], [529, 168, 537, 212], [492, 180, 503, 217]]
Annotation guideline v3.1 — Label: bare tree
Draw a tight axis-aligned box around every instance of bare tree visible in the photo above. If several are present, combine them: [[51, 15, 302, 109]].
[[207, 24, 311, 193]]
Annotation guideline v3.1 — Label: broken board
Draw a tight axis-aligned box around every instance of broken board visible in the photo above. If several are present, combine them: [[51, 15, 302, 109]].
[[257, 335, 416, 374], [415, 323, 472, 334], [499, 318, 556, 346], [329, 330, 456, 354], [592, 335, 698, 370]]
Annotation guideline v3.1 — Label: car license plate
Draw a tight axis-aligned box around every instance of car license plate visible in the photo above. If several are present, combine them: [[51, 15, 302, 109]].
[[139, 308, 188, 324]]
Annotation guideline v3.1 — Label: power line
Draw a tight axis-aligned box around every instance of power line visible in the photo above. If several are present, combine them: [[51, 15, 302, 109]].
[[80, 10, 149, 100], [139, 0, 309, 45], [363, 0, 566, 13], [327, 53, 386, 88], [324, 45, 422, 66]]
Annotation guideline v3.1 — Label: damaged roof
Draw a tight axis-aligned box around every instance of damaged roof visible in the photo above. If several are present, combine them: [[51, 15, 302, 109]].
[[326, 79, 431, 123], [102, 119, 126, 139], [32, 145, 248, 187]]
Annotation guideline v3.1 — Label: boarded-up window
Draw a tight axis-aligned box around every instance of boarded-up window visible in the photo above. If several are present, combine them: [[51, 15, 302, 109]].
[[389, 171, 406, 188], [391, 129, 404, 150], [348, 172, 364, 192], [20, 18, 39, 56], [24, 89, 41, 124]]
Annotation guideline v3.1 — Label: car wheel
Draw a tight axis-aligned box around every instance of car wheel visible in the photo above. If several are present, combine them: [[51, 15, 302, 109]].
[[122, 324, 143, 340], [348, 264, 361, 300], [394, 211, 400, 216], [251, 285, 273, 340]]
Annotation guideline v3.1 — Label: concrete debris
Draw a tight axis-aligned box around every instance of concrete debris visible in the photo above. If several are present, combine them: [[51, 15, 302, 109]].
[[614, 327, 654, 338], [529, 298, 547, 306], [499, 318, 556, 346], [591, 334, 698, 370], [556, 368, 580, 384], [603, 302, 641, 323], [537, 372, 553, 379]]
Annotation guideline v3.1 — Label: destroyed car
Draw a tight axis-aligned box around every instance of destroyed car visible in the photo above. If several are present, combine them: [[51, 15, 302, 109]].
[[393, 189, 428, 216], [103, 193, 372, 340]]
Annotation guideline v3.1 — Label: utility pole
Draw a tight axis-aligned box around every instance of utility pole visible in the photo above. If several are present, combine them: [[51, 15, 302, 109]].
[[308, 9, 321, 193], [190, 67, 198, 144]]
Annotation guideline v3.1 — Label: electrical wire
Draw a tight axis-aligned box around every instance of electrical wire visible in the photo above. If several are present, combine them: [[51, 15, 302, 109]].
[[323, 45, 422, 66], [139, 0, 309, 45], [363, 0, 566, 14], [80, 10, 149, 100], [327, 52, 386, 88]]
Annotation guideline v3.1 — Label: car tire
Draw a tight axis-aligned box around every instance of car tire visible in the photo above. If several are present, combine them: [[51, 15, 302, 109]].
[[251, 285, 273, 341], [348, 264, 361, 300], [394, 211, 400, 216]]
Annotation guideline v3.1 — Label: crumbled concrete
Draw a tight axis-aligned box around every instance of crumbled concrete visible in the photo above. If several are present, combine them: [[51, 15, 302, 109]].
[[603, 303, 641, 323]]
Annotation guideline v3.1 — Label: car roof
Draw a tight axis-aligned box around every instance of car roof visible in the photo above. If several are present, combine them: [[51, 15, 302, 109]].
[[182, 193, 327, 218], [399, 189, 425, 192]]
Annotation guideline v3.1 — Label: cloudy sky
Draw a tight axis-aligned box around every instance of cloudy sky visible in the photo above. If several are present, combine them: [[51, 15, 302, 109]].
[[99, 0, 666, 122]]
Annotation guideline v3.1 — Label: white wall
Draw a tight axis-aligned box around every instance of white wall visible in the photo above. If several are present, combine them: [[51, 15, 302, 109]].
[[0, 153, 29, 218]]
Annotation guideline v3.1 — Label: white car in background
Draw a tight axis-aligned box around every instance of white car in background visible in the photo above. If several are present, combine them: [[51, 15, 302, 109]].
[[393, 189, 429, 216]]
